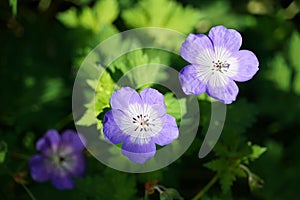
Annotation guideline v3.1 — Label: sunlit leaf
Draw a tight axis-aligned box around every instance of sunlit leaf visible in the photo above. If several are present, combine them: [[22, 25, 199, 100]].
[[122, 0, 201, 34], [76, 106, 98, 126], [40, 78, 65, 103], [0, 141, 8, 163], [77, 71, 115, 129], [57, 7, 79, 28], [79, 7, 96, 30], [197, 1, 256, 32], [164, 93, 185, 122], [93, 0, 119, 25], [57, 0, 119, 33], [248, 142, 267, 161], [9, 0, 17, 16], [267, 54, 291, 92], [110, 49, 169, 86], [289, 31, 300, 94]]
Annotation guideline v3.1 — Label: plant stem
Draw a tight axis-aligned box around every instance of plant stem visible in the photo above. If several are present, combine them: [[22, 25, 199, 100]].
[[21, 184, 37, 200], [239, 164, 251, 176], [191, 174, 218, 200], [154, 185, 164, 194], [144, 192, 148, 200]]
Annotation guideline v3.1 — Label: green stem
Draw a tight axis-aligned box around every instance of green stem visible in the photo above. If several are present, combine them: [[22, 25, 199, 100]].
[[191, 174, 218, 200], [144, 191, 148, 200], [154, 186, 164, 194], [239, 164, 251, 176], [21, 184, 37, 200]]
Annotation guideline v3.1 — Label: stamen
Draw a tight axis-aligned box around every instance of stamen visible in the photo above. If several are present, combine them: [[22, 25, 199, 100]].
[[212, 60, 230, 72], [132, 113, 152, 132]]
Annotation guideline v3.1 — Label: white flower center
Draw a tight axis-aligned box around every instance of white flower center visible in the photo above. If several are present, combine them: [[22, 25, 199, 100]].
[[195, 47, 239, 86], [51, 155, 65, 166], [132, 114, 155, 132], [211, 59, 230, 73], [120, 103, 164, 145]]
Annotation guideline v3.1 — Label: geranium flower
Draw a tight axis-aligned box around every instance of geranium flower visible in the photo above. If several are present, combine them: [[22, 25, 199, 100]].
[[103, 87, 179, 164], [29, 129, 86, 190], [179, 25, 259, 104]]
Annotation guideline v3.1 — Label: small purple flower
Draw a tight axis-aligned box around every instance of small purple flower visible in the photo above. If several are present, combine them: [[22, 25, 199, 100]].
[[29, 129, 86, 190], [179, 25, 259, 104], [103, 87, 179, 164]]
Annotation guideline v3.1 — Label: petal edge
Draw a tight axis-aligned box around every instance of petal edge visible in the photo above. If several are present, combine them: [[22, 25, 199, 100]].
[[179, 65, 208, 96]]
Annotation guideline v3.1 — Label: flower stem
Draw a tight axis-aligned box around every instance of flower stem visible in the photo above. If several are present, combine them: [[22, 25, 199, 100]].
[[191, 174, 218, 200], [21, 184, 37, 200], [144, 192, 149, 200], [154, 185, 164, 194], [239, 164, 251, 176]]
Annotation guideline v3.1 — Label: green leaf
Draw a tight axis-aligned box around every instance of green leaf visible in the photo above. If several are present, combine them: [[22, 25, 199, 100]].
[[204, 159, 226, 172], [57, 0, 119, 33], [222, 99, 258, 135], [163, 188, 184, 200], [0, 141, 8, 163], [248, 142, 267, 161], [295, 0, 300, 10], [267, 54, 292, 92], [122, 0, 201, 34], [93, 0, 119, 25], [219, 172, 236, 194], [198, 1, 256, 32], [57, 7, 79, 28], [160, 192, 173, 200], [164, 93, 186, 122], [75, 168, 137, 200], [79, 7, 96, 30], [289, 32, 300, 68], [110, 49, 169, 86], [22, 132, 35, 149], [204, 158, 245, 194], [76, 71, 115, 129], [198, 93, 216, 102], [40, 78, 66, 103], [76, 107, 99, 127], [9, 0, 18, 16], [289, 31, 300, 94]]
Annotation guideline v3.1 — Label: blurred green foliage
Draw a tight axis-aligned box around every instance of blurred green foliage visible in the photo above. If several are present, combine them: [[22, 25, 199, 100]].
[[1, 0, 300, 199]]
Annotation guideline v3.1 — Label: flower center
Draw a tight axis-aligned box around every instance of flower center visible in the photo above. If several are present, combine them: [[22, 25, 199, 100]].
[[119, 103, 164, 144], [212, 60, 230, 73], [132, 114, 155, 132], [51, 155, 66, 166]]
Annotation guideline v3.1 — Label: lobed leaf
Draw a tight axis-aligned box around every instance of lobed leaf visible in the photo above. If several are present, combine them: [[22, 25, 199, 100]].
[[122, 0, 201, 34]]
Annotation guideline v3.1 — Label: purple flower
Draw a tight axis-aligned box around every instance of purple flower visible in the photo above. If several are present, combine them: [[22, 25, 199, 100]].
[[103, 87, 179, 164], [29, 129, 86, 190], [179, 25, 259, 104]]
